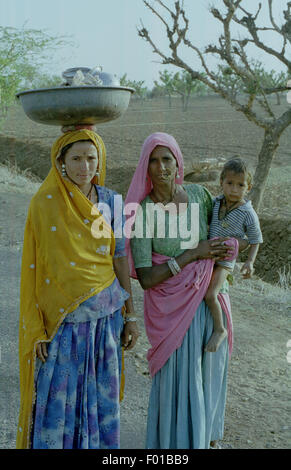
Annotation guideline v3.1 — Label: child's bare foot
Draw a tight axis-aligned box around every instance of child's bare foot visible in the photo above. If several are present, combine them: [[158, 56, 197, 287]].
[[205, 328, 228, 352]]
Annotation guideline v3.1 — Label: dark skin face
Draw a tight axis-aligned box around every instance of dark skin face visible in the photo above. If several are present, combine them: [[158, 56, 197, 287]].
[[148, 145, 178, 186], [148, 146, 188, 209], [63, 141, 98, 195], [221, 170, 252, 207]]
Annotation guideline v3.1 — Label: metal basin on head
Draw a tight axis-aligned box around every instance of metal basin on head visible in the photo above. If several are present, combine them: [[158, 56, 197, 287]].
[[16, 86, 135, 126]]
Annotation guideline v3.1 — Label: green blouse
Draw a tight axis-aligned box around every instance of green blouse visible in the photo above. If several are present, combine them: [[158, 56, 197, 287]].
[[130, 183, 212, 264]]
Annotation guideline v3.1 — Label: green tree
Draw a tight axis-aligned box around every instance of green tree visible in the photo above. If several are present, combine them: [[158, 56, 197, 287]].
[[120, 74, 148, 101], [172, 70, 209, 110], [139, 0, 291, 210], [216, 65, 244, 100], [155, 69, 208, 109], [0, 25, 70, 117], [217, 60, 290, 104], [28, 72, 62, 89], [249, 60, 289, 105], [154, 69, 175, 107], [149, 85, 167, 99]]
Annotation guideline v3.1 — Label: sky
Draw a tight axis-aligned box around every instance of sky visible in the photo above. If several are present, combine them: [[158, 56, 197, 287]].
[[0, 0, 289, 88]]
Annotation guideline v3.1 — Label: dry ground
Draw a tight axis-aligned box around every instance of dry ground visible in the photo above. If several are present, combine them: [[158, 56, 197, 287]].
[[0, 95, 290, 449]]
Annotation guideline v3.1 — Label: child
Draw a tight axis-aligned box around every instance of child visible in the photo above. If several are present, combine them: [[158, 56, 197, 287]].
[[205, 157, 263, 352]]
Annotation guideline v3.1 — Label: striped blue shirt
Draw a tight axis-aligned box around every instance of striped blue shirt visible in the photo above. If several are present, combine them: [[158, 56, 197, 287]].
[[209, 195, 263, 245]]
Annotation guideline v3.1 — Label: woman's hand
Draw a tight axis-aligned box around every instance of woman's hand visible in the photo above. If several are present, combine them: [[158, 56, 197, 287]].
[[136, 237, 235, 290], [36, 342, 48, 363], [190, 237, 234, 262], [122, 321, 140, 351]]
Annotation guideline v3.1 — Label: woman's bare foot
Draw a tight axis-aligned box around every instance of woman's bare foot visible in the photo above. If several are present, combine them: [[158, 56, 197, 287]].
[[205, 328, 228, 352]]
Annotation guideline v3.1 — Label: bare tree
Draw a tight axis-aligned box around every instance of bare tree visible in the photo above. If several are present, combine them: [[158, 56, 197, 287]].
[[138, 0, 291, 210]]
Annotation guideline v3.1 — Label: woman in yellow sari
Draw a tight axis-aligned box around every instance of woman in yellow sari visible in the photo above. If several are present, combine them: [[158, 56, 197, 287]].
[[16, 128, 139, 449]]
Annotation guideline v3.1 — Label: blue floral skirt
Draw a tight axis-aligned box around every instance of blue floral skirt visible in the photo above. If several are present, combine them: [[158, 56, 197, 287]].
[[32, 308, 124, 449]]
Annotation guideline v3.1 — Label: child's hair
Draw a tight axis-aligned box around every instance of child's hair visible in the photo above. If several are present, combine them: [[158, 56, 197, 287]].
[[220, 157, 252, 185]]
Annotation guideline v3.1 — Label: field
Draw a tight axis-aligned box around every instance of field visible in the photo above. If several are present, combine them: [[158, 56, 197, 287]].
[[0, 95, 290, 449], [1, 95, 291, 203], [1, 94, 290, 285]]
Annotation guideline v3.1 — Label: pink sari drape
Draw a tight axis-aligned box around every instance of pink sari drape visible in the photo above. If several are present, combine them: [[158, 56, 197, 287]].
[[144, 247, 235, 377]]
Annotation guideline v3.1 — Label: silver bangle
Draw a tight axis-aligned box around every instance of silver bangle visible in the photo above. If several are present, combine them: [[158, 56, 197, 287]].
[[167, 259, 177, 276], [171, 257, 181, 273], [167, 258, 181, 276], [124, 317, 137, 323]]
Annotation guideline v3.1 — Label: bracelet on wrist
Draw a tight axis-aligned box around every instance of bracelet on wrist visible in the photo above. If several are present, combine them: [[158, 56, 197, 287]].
[[124, 317, 137, 323], [167, 257, 181, 276]]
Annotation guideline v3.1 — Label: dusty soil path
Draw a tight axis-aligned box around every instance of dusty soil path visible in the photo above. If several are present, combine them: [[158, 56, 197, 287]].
[[0, 191, 290, 449]]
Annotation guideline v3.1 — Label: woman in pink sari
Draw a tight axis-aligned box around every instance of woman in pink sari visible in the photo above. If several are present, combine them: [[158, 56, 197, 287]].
[[125, 133, 247, 449]]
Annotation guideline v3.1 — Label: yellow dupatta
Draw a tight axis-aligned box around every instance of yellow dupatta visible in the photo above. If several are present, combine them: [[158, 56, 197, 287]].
[[16, 130, 124, 448]]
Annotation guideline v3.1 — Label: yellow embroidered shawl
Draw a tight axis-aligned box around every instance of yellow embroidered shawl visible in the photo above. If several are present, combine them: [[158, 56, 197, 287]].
[[16, 130, 124, 448]]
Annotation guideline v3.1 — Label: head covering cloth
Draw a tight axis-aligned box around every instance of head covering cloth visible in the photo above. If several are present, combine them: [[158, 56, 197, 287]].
[[125, 132, 184, 279], [17, 129, 118, 448]]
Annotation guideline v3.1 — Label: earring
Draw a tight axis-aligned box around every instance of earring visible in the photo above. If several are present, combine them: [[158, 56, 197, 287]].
[[61, 163, 67, 177], [95, 171, 100, 182], [176, 169, 180, 178]]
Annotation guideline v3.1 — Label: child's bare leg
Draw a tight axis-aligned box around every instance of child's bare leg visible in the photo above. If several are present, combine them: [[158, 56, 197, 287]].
[[204, 266, 229, 352]]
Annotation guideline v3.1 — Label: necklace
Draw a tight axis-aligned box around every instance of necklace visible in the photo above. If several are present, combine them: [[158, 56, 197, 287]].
[[85, 184, 93, 200], [219, 197, 241, 228], [151, 186, 178, 205]]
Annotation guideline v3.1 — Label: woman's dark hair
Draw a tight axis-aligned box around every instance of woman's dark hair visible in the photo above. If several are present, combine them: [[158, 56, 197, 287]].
[[59, 139, 94, 162], [220, 157, 252, 185]]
